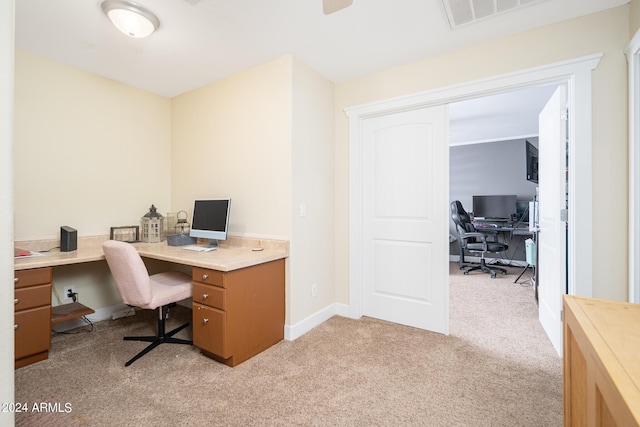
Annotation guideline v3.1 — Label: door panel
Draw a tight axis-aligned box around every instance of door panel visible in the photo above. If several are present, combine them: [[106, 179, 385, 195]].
[[362, 106, 448, 334], [538, 85, 567, 356]]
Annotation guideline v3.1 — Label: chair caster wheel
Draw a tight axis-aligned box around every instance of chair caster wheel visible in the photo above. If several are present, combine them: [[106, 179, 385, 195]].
[[501, 271, 507, 275], [464, 271, 469, 275], [490, 274, 496, 279]]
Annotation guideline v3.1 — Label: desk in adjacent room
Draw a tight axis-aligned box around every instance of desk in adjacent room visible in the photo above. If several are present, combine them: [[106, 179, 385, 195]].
[[14, 235, 289, 368], [460, 221, 534, 264]]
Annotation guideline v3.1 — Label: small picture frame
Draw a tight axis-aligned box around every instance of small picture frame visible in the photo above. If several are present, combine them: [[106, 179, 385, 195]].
[[110, 226, 140, 243]]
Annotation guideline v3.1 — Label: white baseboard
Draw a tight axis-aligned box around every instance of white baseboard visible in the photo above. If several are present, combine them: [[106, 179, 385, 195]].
[[284, 303, 350, 341], [60, 300, 351, 343]]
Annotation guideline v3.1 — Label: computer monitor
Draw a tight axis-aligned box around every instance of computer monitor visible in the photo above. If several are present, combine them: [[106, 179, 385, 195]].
[[472, 195, 517, 220], [189, 199, 231, 247]]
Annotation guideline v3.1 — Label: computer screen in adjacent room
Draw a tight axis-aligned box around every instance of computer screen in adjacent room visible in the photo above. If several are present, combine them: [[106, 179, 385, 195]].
[[189, 198, 231, 247], [472, 195, 517, 220], [526, 140, 539, 184]]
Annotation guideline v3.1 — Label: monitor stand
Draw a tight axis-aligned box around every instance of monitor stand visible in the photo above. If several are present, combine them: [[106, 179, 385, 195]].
[[206, 239, 219, 248]]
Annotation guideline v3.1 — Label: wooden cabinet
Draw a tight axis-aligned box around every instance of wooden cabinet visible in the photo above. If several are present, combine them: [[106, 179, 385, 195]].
[[14, 267, 52, 369], [563, 295, 640, 426], [192, 259, 285, 367]]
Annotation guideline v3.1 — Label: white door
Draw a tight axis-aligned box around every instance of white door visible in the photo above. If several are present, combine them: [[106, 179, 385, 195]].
[[361, 106, 449, 334], [537, 86, 567, 356]]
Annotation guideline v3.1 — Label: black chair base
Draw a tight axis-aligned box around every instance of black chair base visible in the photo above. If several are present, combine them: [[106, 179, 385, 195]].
[[463, 257, 507, 279], [123, 305, 192, 367]]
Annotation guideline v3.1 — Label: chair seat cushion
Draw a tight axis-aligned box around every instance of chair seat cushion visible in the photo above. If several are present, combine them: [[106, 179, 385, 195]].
[[466, 242, 508, 253], [142, 271, 193, 310]]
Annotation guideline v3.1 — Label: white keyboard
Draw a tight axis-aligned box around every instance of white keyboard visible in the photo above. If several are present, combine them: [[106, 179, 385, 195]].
[[182, 245, 216, 252]]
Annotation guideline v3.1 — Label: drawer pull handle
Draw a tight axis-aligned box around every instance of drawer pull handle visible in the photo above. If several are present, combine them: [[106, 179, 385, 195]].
[[14, 298, 19, 305], [202, 273, 209, 280], [14, 277, 19, 284], [202, 318, 209, 325], [14, 324, 18, 331], [202, 293, 208, 300]]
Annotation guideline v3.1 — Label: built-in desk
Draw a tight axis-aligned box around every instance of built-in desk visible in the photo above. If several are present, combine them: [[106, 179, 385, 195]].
[[14, 236, 288, 272], [15, 235, 289, 367], [14, 236, 108, 271]]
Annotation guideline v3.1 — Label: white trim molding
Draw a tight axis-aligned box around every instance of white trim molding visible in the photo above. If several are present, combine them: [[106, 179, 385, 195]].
[[626, 30, 640, 303], [346, 54, 601, 320], [0, 0, 15, 419], [284, 303, 350, 341]]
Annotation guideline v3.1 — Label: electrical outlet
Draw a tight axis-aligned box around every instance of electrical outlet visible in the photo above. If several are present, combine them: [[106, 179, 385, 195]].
[[311, 283, 317, 298], [63, 286, 76, 302]]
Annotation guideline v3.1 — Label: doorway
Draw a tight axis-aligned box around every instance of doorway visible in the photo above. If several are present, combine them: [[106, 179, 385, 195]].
[[346, 54, 600, 341], [448, 83, 567, 355]]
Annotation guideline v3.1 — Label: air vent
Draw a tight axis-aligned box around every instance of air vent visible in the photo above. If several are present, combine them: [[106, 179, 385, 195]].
[[442, 0, 544, 28]]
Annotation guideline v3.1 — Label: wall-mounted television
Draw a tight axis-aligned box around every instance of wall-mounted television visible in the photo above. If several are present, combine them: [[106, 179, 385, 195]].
[[526, 140, 539, 184]]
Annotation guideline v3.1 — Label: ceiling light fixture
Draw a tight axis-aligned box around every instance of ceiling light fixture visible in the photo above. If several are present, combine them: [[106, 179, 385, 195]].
[[101, 0, 160, 38]]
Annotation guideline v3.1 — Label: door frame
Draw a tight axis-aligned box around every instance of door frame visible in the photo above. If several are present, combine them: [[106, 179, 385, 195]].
[[346, 54, 601, 322], [0, 0, 15, 420], [626, 29, 640, 304]]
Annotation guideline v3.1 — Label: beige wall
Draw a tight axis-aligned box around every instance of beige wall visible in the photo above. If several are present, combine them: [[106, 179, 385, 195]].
[[14, 51, 172, 240], [170, 56, 292, 239], [13, 50, 172, 310], [290, 57, 335, 325], [334, 5, 631, 302], [631, 0, 640, 35], [171, 55, 335, 326]]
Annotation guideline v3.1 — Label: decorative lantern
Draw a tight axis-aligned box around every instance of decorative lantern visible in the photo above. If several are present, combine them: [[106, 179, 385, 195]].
[[140, 204, 165, 243], [166, 210, 196, 246], [174, 210, 190, 235]]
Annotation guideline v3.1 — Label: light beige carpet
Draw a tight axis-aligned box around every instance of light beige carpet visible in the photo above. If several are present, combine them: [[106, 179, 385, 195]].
[[15, 263, 562, 426]]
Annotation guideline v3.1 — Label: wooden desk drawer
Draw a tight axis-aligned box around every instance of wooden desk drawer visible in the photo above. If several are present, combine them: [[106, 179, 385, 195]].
[[193, 303, 229, 359], [193, 267, 226, 288], [15, 284, 51, 311], [14, 267, 52, 289], [193, 282, 225, 310], [15, 306, 51, 360]]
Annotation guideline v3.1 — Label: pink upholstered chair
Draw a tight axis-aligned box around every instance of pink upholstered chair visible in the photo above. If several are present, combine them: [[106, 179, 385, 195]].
[[102, 240, 193, 366]]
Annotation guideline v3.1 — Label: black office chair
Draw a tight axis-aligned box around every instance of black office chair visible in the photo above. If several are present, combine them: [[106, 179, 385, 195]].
[[450, 200, 509, 278]]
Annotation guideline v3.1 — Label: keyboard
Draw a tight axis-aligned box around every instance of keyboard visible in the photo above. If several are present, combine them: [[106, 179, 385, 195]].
[[182, 245, 216, 252]]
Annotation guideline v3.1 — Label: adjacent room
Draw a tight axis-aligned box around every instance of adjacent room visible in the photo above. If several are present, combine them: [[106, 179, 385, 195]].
[[448, 84, 557, 339], [2, 0, 639, 425], [448, 84, 559, 275]]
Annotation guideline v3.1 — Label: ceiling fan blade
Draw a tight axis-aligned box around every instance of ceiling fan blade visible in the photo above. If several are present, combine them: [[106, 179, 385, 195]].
[[323, 0, 353, 15]]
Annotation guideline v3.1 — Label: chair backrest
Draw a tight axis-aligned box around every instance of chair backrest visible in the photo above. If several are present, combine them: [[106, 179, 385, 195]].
[[450, 200, 475, 236], [102, 240, 152, 307]]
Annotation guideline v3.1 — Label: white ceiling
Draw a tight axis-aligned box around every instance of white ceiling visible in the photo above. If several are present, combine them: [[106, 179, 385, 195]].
[[15, 0, 627, 98], [449, 84, 560, 145], [14, 0, 627, 144]]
